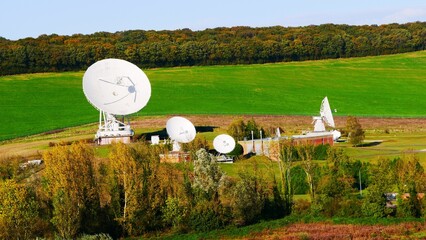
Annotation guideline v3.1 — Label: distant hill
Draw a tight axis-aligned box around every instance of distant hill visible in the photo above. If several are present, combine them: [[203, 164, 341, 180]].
[[1, 51, 426, 141], [1, 22, 426, 76]]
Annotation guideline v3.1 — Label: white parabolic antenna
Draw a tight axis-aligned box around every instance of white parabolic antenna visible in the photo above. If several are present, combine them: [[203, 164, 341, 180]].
[[320, 96, 335, 128], [83, 58, 151, 115], [213, 134, 236, 154], [82, 59, 151, 144], [166, 116, 196, 143]]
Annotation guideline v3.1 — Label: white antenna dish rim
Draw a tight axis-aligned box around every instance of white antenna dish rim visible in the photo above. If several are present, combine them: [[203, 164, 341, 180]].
[[166, 116, 196, 143], [82, 58, 151, 115], [213, 134, 236, 154]]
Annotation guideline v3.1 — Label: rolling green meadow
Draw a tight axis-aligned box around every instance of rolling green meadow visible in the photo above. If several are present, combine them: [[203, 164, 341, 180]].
[[1, 51, 426, 141]]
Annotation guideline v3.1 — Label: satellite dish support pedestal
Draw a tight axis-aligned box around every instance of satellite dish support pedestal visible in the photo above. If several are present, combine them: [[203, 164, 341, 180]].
[[95, 110, 134, 145]]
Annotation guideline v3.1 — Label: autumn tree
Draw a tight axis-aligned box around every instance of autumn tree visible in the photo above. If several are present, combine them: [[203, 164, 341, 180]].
[[227, 118, 266, 141], [109, 142, 177, 236], [181, 134, 210, 159], [231, 170, 267, 225], [277, 140, 297, 213], [43, 141, 99, 239], [108, 142, 139, 235], [0, 180, 38, 239], [297, 144, 317, 201], [192, 148, 224, 200], [316, 148, 357, 217], [227, 118, 246, 141], [361, 158, 396, 218], [346, 116, 365, 146], [188, 149, 228, 231], [394, 155, 425, 218]]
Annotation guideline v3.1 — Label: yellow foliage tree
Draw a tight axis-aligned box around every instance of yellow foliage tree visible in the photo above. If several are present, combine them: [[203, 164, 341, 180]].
[[109, 142, 139, 234], [0, 180, 38, 239], [43, 141, 98, 239]]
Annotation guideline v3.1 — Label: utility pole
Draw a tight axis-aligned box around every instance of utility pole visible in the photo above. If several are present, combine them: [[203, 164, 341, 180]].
[[359, 168, 362, 197]]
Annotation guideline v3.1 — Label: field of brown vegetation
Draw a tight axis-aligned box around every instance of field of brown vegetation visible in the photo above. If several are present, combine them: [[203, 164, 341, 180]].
[[244, 222, 426, 239]]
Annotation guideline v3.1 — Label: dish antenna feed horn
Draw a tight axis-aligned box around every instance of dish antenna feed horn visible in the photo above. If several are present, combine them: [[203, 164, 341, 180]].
[[82, 58, 151, 145]]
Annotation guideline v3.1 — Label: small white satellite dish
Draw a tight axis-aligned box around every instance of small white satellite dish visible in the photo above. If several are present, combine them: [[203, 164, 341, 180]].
[[332, 130, 341, 141], [213, 134, 236, 154], [82, 58, 151, 144], [166, 116, 196, 144]]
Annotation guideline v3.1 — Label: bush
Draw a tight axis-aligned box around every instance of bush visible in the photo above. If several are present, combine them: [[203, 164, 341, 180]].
[[231, 173, 266, 226], [188, 201, 223, 232], [336, 197, 363, 217], [314, 144, 330, 160], [292, 199, 311, 216], [162, 197, 189, 232], [291, 165, 309, 195]]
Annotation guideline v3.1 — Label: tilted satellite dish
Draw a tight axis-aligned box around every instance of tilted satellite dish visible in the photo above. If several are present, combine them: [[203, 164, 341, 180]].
[[320, 96, 335, 128], [313, 96, 334, 132], [213, 134, 236, 154], [82, 58, 151, 144], [312, 96, 341, 141], [166, 116, 196, 151]]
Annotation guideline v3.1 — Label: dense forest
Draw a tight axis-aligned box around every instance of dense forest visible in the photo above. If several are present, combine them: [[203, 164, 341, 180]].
[[1, 22, 426, 75]]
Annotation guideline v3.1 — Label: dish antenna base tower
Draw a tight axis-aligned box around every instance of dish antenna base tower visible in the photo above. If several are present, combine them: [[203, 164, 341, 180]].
[[95, 111, 134, 145], [312, 116, 326, 132]]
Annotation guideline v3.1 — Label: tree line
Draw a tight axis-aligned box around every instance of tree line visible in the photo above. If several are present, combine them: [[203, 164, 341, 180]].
[[1, 22, 426, 76], [1, 139, 425, 239]]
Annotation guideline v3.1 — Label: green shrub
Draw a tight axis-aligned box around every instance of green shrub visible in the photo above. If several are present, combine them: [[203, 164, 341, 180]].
[[231, 173, 266, 226], [188, 201, 223, 232], [314, 144, 330, 160], [291, 165, 309, 195], [162, 197, 189, 232], [292, 199, 311, 216]]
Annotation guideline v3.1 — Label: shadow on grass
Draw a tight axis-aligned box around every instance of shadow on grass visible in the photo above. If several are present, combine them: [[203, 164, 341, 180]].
[[135, 126, 217, 141], [358, 141, 383, 147]]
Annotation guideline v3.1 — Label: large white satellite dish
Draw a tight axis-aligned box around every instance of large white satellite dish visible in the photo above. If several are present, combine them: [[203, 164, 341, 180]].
[[213, 134, 236, 154], [83, 58, 151, 115], [166, 116, 196, 151], [82, 58, 151, 144]]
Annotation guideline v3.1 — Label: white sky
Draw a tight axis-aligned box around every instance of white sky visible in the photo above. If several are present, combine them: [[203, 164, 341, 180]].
[[1, 0, 426, 40]]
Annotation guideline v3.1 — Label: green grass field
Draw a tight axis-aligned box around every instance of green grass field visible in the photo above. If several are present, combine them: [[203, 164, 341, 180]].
[[1, 51, 426, 141]]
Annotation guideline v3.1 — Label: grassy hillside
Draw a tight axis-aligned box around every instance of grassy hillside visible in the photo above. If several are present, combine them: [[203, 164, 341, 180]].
[[1, 51, 426, 141]]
